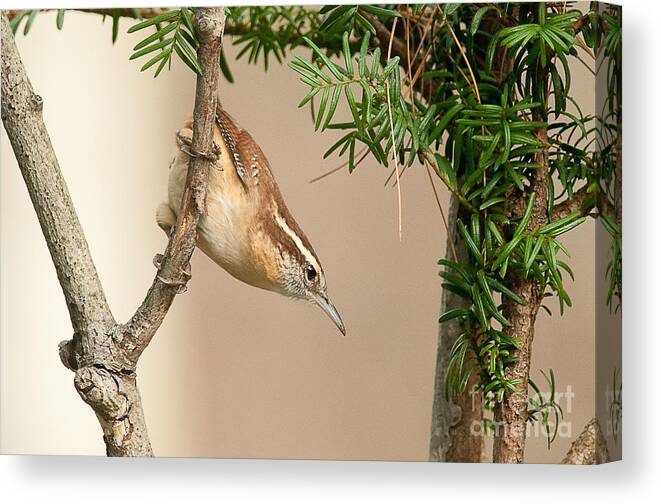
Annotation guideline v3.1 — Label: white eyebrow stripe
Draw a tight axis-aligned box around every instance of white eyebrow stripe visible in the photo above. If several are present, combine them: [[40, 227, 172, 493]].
[[275, 213, 321, 274]]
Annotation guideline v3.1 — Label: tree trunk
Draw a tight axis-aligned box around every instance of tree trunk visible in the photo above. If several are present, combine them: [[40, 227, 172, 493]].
[[0, 8, 226, 456], [492, 124, 549, 464], [430, 197, 483, 462], [491, 276, 542, 463], [562, 418, 610, 464]]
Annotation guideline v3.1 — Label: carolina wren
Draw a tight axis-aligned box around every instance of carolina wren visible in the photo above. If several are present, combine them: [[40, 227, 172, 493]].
[[156, 104, 345, 335]]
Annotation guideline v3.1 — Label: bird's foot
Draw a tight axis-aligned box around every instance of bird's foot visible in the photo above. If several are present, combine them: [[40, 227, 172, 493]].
[[156, 273, 189, 294], [178, 263, 192, 282], [177, 131, 222, 169], [152, 253, 191, 294], [152, 253, 164, 270]]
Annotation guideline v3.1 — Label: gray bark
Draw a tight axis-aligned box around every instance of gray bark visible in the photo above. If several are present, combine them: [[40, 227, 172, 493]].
[[1, 8, 226, 456], [562, 418, 610, 464], [115, 8, 226, 366], [429, 196, 483, 462]]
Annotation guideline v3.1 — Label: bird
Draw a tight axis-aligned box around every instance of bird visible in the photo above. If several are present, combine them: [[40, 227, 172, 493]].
[[156, 103, 345, 335]]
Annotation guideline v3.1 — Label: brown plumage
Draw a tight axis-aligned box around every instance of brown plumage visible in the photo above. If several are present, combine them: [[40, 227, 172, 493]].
[[156, 104, 345, 335]]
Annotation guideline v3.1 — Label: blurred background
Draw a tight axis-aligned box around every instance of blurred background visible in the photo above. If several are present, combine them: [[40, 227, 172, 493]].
[[2, 10, 599, 462]]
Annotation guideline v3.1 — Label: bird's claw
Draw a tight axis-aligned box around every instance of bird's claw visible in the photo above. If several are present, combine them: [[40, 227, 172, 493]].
[[182, 263, 192, 280], [178, 131, 222, 169], [156, 274, 189, 294], [153, 253, 164, 270], [153, 253, 191, 294]]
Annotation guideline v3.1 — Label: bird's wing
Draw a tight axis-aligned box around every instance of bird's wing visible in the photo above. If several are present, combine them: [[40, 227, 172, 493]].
[[215, 105, 270, 190]]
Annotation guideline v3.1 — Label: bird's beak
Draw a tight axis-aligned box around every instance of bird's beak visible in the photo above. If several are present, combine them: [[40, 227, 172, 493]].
[[313, 294, 346, 336]]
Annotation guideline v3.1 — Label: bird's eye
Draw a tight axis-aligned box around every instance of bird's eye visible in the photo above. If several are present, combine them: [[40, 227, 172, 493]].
[[305, 265, 317, 282]]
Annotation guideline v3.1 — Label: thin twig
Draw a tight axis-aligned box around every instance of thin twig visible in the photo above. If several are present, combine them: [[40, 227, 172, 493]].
[[384, 136, 413, 186], [404, 44, 435, 99], [421, 150, 478, 214], [410, 9, 435, 64], [576, 35, 595, 60], [437, 5, 481, 104], [309, 146, 369, 183], [405, 10, 415, 114], [424, 159, 458, 262], [386, 17, 403, 242], [575, 53, 597, 76]]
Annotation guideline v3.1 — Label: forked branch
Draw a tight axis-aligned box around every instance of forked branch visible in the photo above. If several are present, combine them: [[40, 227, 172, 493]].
[[0, 7, 226, 456]]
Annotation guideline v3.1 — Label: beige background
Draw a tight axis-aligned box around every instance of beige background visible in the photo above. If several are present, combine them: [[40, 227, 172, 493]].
[[1, 11, 597, 462]]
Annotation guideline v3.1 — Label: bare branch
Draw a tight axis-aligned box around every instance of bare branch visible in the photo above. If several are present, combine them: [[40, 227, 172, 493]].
[[1, 11, 150, 455], [116, 8, 226, 366], [551, 183, 618, 225], [552, 185, 596, 220], [0, 7, 227, 456], [5, 8, 246, 37], [5, 8, 166, 20], [361, 11, 410, 64], [1, 13, 115, 364]]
